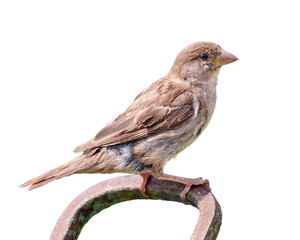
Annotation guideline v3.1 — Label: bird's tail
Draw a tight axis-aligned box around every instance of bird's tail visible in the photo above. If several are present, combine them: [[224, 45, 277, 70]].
[[19, 149, 106, 190]]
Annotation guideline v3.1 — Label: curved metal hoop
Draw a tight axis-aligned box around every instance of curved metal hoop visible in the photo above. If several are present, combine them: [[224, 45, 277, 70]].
[[50, 175, 222, 240]]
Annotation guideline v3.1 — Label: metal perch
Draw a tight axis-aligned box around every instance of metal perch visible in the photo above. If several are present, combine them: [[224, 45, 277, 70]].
[[50, 175, 222, 240]]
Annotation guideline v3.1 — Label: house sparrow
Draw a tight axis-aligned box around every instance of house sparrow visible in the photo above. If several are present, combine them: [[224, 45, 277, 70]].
[[20, 42, 238, 201]]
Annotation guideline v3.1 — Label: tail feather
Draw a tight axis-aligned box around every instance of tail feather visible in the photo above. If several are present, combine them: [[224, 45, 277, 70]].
[[25, 176, 63, 190], [20, 152, 102, 190], [20, 148, 113, 190], [19, 157, 82, 190]]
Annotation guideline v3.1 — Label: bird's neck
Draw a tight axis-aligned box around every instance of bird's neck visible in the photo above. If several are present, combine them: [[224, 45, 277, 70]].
[[189, 68, 220, 88], [193, 69, 219, 118]]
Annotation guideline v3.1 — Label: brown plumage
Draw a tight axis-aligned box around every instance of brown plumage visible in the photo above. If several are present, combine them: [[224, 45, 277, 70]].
[[20, 42, 238, 193]]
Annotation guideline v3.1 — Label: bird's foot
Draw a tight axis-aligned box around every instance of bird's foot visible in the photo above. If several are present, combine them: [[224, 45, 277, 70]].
[[154, 174, 210, 202], [179, 177, 210, 203], [139, 172, 210, 202]]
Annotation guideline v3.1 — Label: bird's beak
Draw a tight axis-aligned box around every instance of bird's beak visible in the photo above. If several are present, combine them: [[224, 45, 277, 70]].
[[213, 50, 238, 67]]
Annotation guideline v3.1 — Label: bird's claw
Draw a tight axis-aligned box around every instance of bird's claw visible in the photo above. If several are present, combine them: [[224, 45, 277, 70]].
[[180, 178, 210, 203]]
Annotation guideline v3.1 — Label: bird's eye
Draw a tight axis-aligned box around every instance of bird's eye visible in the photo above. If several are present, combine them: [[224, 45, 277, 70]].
[[200, 53, 208, 60]]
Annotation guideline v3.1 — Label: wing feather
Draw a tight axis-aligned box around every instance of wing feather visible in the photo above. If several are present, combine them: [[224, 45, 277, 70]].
[[74, 81, 198, 153]]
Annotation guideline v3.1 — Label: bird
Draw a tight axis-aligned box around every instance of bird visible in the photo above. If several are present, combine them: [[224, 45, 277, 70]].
[[20, 41, 238, 201]]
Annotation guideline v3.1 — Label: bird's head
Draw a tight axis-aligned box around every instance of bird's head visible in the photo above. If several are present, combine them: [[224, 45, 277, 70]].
[[169, 41, 238, 84]]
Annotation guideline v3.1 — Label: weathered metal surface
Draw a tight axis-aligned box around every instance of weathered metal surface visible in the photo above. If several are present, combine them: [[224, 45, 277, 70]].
[[50, 175, 222, 240]]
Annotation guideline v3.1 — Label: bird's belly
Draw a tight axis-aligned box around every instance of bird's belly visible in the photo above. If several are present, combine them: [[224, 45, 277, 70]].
[[135, 114, 207, 166]]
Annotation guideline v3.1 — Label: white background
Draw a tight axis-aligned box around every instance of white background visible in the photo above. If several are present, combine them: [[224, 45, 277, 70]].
[[1, 0, 299, 239]]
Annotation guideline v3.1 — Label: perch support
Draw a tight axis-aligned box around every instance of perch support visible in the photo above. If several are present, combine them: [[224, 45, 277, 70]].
[[50, 175, 222, 240]]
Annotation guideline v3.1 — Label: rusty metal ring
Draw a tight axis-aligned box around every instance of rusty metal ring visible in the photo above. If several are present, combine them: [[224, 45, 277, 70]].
[[50, 175, 222, 240]]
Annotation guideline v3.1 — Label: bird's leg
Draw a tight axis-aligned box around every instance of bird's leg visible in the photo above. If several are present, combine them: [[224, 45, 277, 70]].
[[154, 173, 210, 202], [139, 172, 152, 198]]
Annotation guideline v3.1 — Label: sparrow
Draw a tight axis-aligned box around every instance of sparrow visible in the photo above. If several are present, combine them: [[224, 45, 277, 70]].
[[20, 41, 238, 201]]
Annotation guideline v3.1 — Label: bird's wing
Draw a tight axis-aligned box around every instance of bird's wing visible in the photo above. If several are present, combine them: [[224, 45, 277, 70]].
[[74, 83, 198, 153]]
